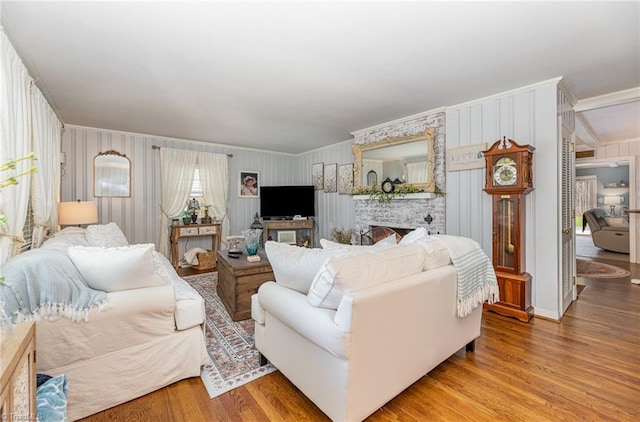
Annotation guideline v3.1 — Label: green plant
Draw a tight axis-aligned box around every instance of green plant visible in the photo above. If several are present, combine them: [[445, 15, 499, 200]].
[[353, 183, 445, 204], [353, 184, 426, 204], [179, 209, 194, 218], [330, 226, 354, 244]]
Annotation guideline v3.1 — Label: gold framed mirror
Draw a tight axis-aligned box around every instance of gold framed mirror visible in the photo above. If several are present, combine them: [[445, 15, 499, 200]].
[[94, 150, 131, 197], [352, 128, 436, 192]]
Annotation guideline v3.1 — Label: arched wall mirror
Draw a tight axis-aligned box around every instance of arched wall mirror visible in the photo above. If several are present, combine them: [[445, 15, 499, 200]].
[[352, 128, 436, 192], [94, 150, 131, 197]]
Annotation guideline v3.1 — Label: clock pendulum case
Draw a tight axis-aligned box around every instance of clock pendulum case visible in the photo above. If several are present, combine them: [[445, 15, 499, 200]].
[[482, 137, 535, 322]]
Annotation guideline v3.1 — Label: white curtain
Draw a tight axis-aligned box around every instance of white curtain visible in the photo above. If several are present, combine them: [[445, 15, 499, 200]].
[[405, 161, 428, 184], [158, 148, 198, 256], [575, 176, 597, 216], [0, 32, 33, 264], [30, 86, 62, 247], [199, 152, 230, 248]]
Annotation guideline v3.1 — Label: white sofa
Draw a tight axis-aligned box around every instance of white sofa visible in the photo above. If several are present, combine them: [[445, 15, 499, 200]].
[[1, 224, 209, 420], [253, 233, 497, 422]]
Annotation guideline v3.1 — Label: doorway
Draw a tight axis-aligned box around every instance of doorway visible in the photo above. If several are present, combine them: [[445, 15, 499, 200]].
[[575, 175, 597, 235], [574, 157, 635, 264]]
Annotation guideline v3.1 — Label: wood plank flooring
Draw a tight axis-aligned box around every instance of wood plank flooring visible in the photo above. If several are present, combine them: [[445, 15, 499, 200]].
[[81, 259, 640, 422]]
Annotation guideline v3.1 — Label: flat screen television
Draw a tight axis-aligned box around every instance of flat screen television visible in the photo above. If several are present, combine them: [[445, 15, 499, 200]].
[[260, 186, 315, 219]]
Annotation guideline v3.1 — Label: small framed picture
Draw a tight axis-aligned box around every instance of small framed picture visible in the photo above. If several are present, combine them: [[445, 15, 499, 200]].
[[239, 171, 259, 198], [446, 143, 487, 172], [312, 162, 324, 190], [324, 163, 337, 193], [277, 230, 296, 245], [338, 163, 354, 195]]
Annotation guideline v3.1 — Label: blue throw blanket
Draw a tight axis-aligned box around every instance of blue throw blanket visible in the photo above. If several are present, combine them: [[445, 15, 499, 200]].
[[0, 249, 107, 323], [433, 235, 500, 317]]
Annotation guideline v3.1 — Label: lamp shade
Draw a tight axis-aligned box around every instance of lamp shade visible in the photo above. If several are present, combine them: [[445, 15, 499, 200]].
[[604, 195, 621, 205], [58, 201, 99, 226]]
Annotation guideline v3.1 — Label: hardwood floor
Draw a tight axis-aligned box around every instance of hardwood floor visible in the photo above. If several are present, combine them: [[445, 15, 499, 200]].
[[81, 260, 640, 422], [575, 233, 630, 263]]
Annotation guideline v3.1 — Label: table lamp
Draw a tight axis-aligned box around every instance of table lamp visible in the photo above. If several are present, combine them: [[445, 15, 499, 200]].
[[603, 195, 621, 215], [58, 200, 99, 226]]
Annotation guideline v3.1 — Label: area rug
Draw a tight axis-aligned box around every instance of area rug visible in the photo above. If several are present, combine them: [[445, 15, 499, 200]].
[[576, 259, 631, 279], [183, 272, 276, 398]]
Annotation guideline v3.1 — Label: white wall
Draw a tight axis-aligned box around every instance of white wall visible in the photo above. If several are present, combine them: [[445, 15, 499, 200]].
[[294, 140, 356, 244], [445, 79, 562, 319], [61, 125, 298, 248]]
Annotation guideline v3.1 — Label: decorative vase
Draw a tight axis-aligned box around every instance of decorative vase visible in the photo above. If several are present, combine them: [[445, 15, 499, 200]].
[[201, 209, 212, 224], [182, 217, 191, 225], [242, 229, 262, 256], [191, 213, 198, 224]]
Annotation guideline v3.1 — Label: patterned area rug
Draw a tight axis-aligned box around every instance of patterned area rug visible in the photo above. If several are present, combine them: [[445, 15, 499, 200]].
[[183, 272, 276, 398], [576, 259, 631, 279]]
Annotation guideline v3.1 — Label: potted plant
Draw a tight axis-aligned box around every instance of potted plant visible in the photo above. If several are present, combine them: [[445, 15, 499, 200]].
[[179, 209, 194, 225]]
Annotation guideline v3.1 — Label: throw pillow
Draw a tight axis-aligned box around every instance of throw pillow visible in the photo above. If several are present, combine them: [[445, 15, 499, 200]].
[[265, 241, 352, 294], [86, 222, 129, 248], [604, 217, 629, 228], [68, 244, 165, 292], [36, 374, 68, 422], [54, 227, 87, 236], [307, 244, 425, 309], [41, 233, 90, 251], [319, 233, 397, 249], [399, 227, 451, 270]]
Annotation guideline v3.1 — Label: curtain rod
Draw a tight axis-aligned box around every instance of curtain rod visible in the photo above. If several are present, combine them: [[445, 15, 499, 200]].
[[151, 145, 233, 158]]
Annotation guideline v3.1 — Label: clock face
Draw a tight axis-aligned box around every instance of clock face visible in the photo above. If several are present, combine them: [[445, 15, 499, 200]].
[[493, 157, 517, 186], [381, 180, 394, 193]]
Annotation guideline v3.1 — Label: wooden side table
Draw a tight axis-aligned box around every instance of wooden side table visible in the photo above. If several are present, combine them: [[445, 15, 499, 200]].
[[216, 249, 274, 321], [263, 219, 314, 247], [0, 322, 36, 420], [170, 223, 221, 273]]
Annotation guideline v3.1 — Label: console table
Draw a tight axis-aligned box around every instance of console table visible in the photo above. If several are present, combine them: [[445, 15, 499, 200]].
[[263, 219, 314, 248], [170, 223, 221, 272]]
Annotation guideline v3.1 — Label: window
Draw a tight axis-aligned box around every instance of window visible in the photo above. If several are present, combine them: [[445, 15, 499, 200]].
[[191, 167, 203, 199]]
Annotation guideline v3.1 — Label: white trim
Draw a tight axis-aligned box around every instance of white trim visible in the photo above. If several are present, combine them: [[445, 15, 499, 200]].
[[446, 77, 563, 111], [574, 87, 640, 112], [533, 307, 561, 321], [557, 77, 578, 106], [301, 137, 354, 155], [350, 107, 446, 136], [65, 124, 296, 156]]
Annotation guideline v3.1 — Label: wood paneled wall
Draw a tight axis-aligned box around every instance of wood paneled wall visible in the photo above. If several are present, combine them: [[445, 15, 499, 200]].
[[61, 126, 298, 249], [295, 140, 356, 245], [445, 78, 561, 318]]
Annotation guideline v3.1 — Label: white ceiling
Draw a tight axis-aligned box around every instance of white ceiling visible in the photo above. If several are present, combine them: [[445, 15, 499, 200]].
[[1, 1, 639, 154]]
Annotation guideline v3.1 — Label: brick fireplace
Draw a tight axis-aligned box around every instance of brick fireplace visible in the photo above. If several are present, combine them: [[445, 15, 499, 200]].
[[352, 111, 446, 240]]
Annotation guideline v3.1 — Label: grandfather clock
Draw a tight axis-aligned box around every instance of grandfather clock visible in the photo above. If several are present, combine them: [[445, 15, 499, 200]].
[[482, 137, 534, 322]]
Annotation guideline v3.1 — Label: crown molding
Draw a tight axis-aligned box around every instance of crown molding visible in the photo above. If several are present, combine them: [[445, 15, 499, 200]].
[[574, 87, 640, 112]]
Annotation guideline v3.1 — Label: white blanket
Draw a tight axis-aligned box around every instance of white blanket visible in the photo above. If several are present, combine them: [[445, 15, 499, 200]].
[[433, 235, 499, 317], [0, 249, 107, 322]]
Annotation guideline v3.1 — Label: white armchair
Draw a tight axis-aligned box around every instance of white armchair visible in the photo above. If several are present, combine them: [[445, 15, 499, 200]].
[[253, 240, 485, 421]]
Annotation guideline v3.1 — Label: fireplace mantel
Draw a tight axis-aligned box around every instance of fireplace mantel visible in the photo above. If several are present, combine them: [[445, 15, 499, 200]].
[[352, 192, 436, 201]]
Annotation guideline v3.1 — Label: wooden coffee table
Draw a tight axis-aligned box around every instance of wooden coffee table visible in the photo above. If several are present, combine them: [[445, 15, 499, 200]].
[[216, 249, 274, 321]]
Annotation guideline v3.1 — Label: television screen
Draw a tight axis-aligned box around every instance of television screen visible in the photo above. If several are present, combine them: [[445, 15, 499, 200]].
[[260, 186, 315, 219]]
